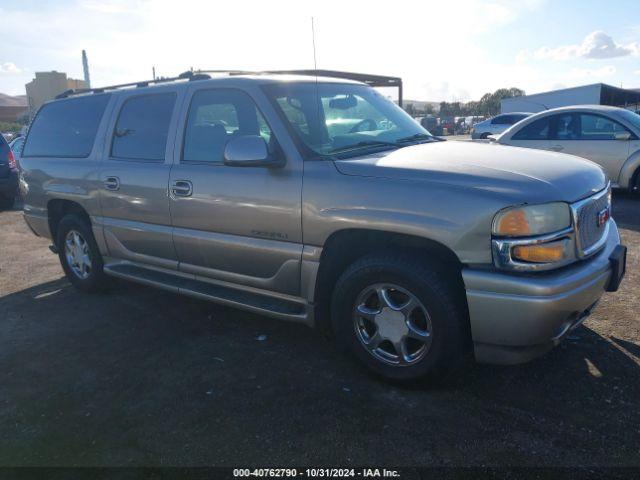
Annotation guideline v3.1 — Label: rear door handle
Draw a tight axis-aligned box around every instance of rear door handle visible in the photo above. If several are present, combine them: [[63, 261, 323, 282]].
[[103, 176, 120, 191], [550, 145, 564, 152], [171, 180, 193, 197]]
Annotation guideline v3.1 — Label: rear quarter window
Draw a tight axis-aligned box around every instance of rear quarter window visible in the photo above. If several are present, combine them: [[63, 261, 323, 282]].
[[511, 117, 550, 140], [23, 94, 111, 158]]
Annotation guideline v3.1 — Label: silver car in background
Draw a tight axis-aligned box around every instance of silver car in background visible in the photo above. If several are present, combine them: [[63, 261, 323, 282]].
[[497, 105, 640, 192], [471, 112, 532, 139]]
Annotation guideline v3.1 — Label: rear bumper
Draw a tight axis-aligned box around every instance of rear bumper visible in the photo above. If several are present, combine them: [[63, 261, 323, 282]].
[[463, 220, 622, 365], [0, 171, 18, 197], [23, 210, 51, 238]]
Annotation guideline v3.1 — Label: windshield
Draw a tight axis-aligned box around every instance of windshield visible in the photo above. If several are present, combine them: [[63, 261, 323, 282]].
[[616, 109, 640, 132], [264, 83, 433, 158]]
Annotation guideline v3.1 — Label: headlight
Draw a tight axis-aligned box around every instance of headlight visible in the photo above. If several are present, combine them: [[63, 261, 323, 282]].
[[492, 202, 575, 271], [492, 202, 571, 237]]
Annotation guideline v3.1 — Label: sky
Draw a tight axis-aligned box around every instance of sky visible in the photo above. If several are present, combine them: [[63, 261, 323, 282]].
[[1, 0, 639, 102]]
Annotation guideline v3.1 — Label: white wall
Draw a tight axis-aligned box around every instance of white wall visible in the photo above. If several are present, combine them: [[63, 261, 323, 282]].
[[501, 84, 602, 113]]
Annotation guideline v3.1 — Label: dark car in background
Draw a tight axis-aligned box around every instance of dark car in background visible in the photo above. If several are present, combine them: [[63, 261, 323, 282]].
[[0, 134, 19, 209]]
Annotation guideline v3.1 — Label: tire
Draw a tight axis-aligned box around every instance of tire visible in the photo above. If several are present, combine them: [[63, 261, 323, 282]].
[[632, 168, 640, 195], [479, 132, 490, 140], [56, 214, 110, 292], [0, 194, 15, 210], [331, 253, 470, 382]]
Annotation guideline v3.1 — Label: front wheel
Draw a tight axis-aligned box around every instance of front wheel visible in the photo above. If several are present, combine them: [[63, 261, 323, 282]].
[[56, 214, 110, 292], [330, 253, 470, 382]]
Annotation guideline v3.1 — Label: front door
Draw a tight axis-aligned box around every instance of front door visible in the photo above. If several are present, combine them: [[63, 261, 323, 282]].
[[169, 86, 303, 296], [99, 88, 182, 269]]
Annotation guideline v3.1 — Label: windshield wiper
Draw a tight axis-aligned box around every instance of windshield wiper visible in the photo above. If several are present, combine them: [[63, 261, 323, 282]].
[[394, 133, 435, 144], [329, 140, 399, 154]]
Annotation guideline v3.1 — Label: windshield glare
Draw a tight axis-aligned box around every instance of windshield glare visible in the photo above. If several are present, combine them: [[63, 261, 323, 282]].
[[265, 83, 431, 157], [616, 109, 640, 132]]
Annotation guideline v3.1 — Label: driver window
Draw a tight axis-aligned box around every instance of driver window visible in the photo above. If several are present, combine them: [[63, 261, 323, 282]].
[[183, 89, 272, 164], [579, 114, 629, 140]]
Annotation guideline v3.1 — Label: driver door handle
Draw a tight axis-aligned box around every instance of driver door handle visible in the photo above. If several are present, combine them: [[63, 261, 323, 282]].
[[171, 180, 193, 197], [550, 145, 564, 152]]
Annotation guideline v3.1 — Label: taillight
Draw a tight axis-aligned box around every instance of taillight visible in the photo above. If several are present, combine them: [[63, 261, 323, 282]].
[[7, 150, 17, 170]]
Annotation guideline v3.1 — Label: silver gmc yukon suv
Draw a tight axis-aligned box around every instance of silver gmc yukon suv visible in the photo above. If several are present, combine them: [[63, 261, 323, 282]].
[[19, 72, 627, 381]]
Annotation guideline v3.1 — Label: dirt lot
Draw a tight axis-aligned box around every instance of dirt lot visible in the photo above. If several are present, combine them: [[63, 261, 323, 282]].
[[0, 194, 639, 468]]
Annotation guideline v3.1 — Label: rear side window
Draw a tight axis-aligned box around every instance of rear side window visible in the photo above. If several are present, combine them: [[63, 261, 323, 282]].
[[111, 93, 176, 161], [23, 94, 111, 157], [512, 117, 550, 140]]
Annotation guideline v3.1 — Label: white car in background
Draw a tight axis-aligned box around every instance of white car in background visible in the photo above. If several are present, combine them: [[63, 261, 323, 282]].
[[497, 105, 640, 193], [471, 112, 531, 139]]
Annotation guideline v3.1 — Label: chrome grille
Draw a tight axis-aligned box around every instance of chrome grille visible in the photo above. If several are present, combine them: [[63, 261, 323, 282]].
[[572, 186, 611, 257]]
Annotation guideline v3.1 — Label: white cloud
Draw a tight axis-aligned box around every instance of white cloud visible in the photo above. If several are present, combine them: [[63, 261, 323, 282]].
[[0, 0, 548, 99], [0, 62, 22, 75], [534, 31, 639, 61], [569, 65, 616, 79]]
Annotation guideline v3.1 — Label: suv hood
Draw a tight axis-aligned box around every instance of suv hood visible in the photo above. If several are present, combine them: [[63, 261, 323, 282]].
[[333, 141, 607, 204]]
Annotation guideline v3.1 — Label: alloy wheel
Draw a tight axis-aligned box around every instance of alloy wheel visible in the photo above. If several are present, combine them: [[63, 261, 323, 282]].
[[64, 230, 92, 280], [353, 283, 433, 366]]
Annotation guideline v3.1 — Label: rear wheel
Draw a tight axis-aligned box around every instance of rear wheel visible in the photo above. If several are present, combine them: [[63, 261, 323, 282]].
[[330, 253, 470, 382], [56, 214, 109, 292]]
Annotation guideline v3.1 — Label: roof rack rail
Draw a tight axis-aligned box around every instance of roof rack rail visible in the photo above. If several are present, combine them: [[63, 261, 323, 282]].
[[53, 69, 403, 106], [54, 70, 212, 99], [193, 69, 404, 107]]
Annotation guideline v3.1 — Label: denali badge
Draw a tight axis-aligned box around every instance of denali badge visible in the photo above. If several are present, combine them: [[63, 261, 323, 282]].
[[597, 207, 611, 227]]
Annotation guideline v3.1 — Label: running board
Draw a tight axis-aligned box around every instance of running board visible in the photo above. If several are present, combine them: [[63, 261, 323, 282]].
[[104, 263, 311, 324]]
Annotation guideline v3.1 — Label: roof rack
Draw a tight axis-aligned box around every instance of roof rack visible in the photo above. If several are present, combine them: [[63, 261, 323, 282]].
[[54, 68, 404, 107], [54, 70, 211, 99], [194, 69, 404, 107]]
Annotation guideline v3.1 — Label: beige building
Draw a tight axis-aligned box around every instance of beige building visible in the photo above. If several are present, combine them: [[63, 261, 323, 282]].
[[25, 71, 88, 114]]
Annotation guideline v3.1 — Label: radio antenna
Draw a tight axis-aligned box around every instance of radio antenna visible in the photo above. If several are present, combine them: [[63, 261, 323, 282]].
[[311, 16, 323, 152], [311, 17, 318, 71]]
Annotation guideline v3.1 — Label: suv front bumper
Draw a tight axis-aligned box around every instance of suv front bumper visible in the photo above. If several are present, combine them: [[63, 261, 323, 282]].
[[462, 219, 624, 365]]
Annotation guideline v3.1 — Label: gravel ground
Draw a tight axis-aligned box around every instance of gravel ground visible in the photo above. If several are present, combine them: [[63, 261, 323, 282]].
[[0, 194, 638, 467]]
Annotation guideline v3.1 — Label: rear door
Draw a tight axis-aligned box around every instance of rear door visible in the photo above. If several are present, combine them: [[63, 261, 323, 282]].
[[168, 85, 303, 296], [547, 112, 632, 182], [99, 87, 182, 269]]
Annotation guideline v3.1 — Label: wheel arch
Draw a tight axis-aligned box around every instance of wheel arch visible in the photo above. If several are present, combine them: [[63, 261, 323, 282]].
[[47, 199, 92, 243], [312, 228, 465, 334], [619, 149, 640, 190]]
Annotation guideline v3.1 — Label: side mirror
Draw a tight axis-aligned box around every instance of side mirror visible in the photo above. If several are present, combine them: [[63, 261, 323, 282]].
[[614, 131, 632, 141], [223, 135, 283, 168], [487, 135, 498, 142]]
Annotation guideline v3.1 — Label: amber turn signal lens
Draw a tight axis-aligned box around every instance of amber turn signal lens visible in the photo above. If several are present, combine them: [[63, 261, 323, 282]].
[[512, 241, 566, 263], [495, 209, 531, 236]]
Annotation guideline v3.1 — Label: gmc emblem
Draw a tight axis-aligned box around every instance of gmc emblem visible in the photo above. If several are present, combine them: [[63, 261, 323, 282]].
[[597, 207, 611, 227]]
